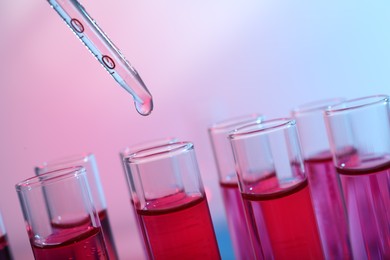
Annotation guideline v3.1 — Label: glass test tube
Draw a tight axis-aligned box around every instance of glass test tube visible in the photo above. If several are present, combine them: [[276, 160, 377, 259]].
[[0, 211, 13, 260], [324, 95, 390, 259], [208, 114, 262, 260], [119, 137, 179, 260], [291, 98, 352, 259], [124, 142, 221, 259], [229, 118, 325, 259], [16, 167, 109, 259], [35, 154, 118, 260]]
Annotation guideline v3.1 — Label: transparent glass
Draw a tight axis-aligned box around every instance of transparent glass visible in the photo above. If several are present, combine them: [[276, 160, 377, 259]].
[[119, 137, 179, 260], [46, 0, 153, 115], [15, 167, 108, 259], [324, 95, 390, 259], [120, 137, 179, 196], [0, 211, 13, 259], [208, 114, 262, 260], [229, 118, 324, 259], [292, 98, 352, 259], [34, 154, 118, 260], [124, 142, 221, 259]]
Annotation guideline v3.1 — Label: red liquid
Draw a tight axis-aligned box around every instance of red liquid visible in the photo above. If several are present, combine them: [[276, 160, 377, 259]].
[[98, 210, 119, 260], [220, 182, 255, 260], [130, 200, 151, 259], [50, 210, 117, 259], [305, 152, 352, 259], [136, 192, 221, 259], [0, 235, 12, 260], [337, 157, 390, 259], [31, 226, 108, 259], [242, 178, 324, 260]]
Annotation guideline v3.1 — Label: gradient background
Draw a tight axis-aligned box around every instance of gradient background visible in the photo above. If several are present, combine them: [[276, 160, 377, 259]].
[[1, 1, 390, 259]]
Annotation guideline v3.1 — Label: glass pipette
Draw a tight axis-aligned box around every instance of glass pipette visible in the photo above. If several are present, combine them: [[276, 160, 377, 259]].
[[47, 0, 153, 116]]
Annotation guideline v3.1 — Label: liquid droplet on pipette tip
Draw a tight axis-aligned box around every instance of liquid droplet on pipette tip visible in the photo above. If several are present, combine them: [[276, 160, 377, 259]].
[[135, 98, 154, 116]]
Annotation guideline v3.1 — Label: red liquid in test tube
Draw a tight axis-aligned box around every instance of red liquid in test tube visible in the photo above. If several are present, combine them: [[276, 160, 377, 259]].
[[220, 182, 255, 260], [324, 95, 390, 259], [304, 152, 352, 259], [35, 154, 119, 260], [125, 142, 221, 259], [136, 192, 220, 259], [229, 118, 325, 259], [337, 155, 390, 259], [120, 138, 180, 260], [208, 114, 262, 260], [16, 167, 110, 260], [292, 98, 353, 259], [242, 177, 324, 260], [0, 235, 12, 260], [31, 226, 107, 259]]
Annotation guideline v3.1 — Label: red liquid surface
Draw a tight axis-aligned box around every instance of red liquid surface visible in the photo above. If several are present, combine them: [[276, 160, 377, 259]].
[[242, 178, 324, 260], [220, 182, 255, 260], [0, 235, 12, 260], [31, 226, 108, 260], [98, 210, 118, 260], [305, 152, 352, 259], [136, 192, 221, 259], [337, 156, 390, 259]]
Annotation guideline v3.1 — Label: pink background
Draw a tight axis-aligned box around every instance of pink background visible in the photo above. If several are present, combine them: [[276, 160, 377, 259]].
[[1, 1, 389, 259]]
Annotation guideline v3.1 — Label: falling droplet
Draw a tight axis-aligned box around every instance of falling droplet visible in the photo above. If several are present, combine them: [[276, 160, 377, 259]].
[[135, 98, 153, 116]]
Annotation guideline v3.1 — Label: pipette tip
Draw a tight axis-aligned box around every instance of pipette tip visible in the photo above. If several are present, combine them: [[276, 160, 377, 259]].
[[135, 98, 154, 116]]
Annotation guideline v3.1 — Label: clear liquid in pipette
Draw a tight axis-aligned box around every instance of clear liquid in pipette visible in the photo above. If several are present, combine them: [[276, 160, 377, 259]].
[[47, 0, 153, 116]]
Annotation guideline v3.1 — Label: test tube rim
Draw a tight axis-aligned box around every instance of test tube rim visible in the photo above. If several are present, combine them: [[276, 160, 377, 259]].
[[229, 118, 295, 140], [120, 137, 180, 158], [208, 113, 263, 135], [324, 94, 389, 116], [16, 166, 86, 191], [34, 153, 93, 175], [291, 97, 346, 117], [124, 141, 193, 164]]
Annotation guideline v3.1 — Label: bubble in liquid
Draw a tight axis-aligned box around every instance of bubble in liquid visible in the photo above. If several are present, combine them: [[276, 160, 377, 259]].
[[135, 98, 153, 116]]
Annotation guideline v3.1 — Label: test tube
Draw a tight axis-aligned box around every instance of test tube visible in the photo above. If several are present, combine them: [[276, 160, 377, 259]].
[[34, 154, 118, 260], [46, 0, 153, 116], [229, 118, 324, 259], [324, 95, 390, 259], [119, 137, 179, 259], [291, 98, 352, 259], [124, 142, 221, 259], [208, 114, 262, 260], [0, 211, 13, 260], [16, 167, 109, 259]]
